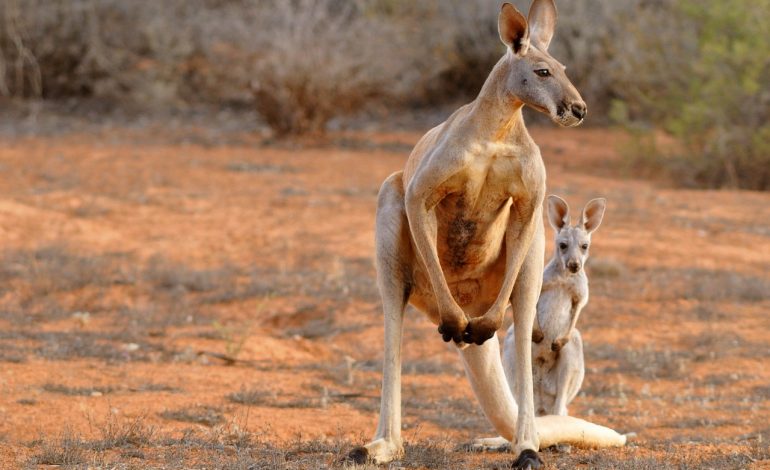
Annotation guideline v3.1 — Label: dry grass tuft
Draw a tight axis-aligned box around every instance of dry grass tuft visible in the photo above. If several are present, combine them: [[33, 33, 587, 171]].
[[31, 429, 86, 466], [160, 405, 225, 427]]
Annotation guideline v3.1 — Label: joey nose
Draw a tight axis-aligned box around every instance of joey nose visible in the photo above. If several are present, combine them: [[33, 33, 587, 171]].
[[571, 103, 586, 120], [567, 261, 580, 273]]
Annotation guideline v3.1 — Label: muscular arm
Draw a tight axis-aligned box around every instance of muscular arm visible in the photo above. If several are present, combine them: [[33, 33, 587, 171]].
[[464, 189, 545, 345], [404, 149, 469, 343]]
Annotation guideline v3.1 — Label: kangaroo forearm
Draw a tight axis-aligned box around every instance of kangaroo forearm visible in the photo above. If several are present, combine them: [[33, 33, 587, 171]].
[[568, 308, 581, 332], [566, 302, 584, 336], [405, 203, 461, 315], [486, 213, 538, 318]]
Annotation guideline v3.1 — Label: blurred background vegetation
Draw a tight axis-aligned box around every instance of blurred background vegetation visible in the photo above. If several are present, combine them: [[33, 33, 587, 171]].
[[1, 0, 768, 189]]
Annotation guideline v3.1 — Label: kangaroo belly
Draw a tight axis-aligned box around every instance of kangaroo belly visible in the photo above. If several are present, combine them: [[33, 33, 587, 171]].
[[409, 258, 505, 321], [536, 291, 573, 341], [407, 191, 516, 321]]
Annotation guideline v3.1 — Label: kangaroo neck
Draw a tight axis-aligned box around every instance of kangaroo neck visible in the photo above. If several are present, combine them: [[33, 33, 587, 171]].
[[467, 54, 528, 144]]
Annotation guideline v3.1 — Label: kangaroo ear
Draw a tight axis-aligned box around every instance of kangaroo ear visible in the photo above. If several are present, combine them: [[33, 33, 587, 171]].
[[499, 3, 529, 55], [528, 0, 557, 51], [547, 195, 570, 231], [581, 198, 607, 233]]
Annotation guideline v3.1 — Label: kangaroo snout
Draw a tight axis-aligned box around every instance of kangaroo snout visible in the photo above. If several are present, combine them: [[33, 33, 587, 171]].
[[567, 260, 581, 273], [556, 100, 587, 127], [570, 102, 587, 121]]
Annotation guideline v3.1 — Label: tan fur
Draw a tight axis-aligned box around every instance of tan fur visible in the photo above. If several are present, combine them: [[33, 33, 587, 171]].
[[350, 2, 625, 467]]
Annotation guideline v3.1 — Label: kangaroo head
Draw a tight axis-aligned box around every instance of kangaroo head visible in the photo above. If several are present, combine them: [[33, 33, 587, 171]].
[[497, 1, 586, 127], [547, 195, 606, 274]]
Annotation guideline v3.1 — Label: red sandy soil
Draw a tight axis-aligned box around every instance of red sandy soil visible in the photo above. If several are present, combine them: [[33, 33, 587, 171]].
[[0, 125, 768, 468]]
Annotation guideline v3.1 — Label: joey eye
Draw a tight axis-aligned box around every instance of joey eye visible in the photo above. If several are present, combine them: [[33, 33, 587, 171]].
[[581, 244, 589, 250], [535, 69, 551, 77], [559, 242, 568, 250]]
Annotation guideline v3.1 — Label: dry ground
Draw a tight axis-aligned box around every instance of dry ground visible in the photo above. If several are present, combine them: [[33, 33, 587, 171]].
[[0, 123, 768, 469]]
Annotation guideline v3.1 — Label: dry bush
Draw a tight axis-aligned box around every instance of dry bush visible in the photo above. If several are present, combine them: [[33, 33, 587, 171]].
[[93, 414, 157, 450], [612, 0, 770, 189], [2, 0, 639, 133], [0, 0, 428, 134], [382, 0, 502, 104], [42, 383, 117, 396], [392, 0, 649, 115], [239, 0, 417, 135], [0, 0, 201, 103], [31, 429, 87, 466], [160, 405, 226, 427]]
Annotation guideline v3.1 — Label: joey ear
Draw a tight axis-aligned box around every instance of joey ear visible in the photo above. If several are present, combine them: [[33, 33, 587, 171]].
[[528, 0, 557, 51], [547, 195, 570, 231], [499, 3, 529, 55], [581, 198, 607, 233]]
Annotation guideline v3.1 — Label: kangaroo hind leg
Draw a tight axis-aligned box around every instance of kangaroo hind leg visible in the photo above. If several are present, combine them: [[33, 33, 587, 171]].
[[347, 172, 412, 465]]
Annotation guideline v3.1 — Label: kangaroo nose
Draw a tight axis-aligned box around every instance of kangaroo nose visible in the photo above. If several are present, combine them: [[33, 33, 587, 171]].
[[567, 261, 580, 273], [571, 103, 586, 120]]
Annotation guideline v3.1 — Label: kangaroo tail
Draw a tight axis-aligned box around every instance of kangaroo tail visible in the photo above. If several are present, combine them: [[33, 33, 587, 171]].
[[534, 415, 628, 448]]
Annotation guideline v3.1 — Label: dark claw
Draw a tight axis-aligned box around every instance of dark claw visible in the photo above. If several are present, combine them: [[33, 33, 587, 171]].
[[438, 325, 451, 342], [551, 340, 564, 352], [438, 324, 464, 343], [512, 449, 543, 469], [532, 330, 544, 343], [345, 446, 370, 465], [463, 330, 486, 346], [463, 322, 495, 346]]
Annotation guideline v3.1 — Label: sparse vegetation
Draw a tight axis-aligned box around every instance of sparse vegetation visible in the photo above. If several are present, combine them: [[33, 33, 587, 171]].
[[31, 429, 86, 466], [613, 0, 770, 189], [43, 383, 117, 396], [92, 414, 157, 450], [21, 426, 770, 469], [160, 405, 226, 427]]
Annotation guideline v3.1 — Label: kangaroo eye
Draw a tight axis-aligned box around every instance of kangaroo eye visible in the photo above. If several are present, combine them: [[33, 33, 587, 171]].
[[535, 69, 551, 77], [559, 242, 568, 250], [581, 244, 589, 250]]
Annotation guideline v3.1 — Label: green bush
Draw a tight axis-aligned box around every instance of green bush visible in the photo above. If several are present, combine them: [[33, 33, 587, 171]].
[[616, 0, 770, 190]]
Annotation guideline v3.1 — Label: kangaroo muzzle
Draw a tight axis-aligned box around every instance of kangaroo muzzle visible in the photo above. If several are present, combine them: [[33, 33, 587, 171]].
[[567, 260, 581, 273], [570, 102, 586, 121]]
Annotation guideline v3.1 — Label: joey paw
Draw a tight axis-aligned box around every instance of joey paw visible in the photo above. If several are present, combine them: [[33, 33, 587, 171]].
[[531, 329, 544, 343], [551, 337, 569, 352]]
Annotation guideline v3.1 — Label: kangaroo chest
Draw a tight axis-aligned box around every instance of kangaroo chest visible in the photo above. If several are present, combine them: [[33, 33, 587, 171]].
[[434, 155, 525, 277], [536, 288, 575, 338]]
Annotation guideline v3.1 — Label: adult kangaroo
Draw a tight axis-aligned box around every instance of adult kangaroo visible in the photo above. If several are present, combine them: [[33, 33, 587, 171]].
[[348, 2, 626, 468]]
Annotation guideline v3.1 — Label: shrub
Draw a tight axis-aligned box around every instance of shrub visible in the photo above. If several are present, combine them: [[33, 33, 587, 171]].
[[0, 0, 200, 102], [613, 0, 770, 190], [244, 0, 418, 136]]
